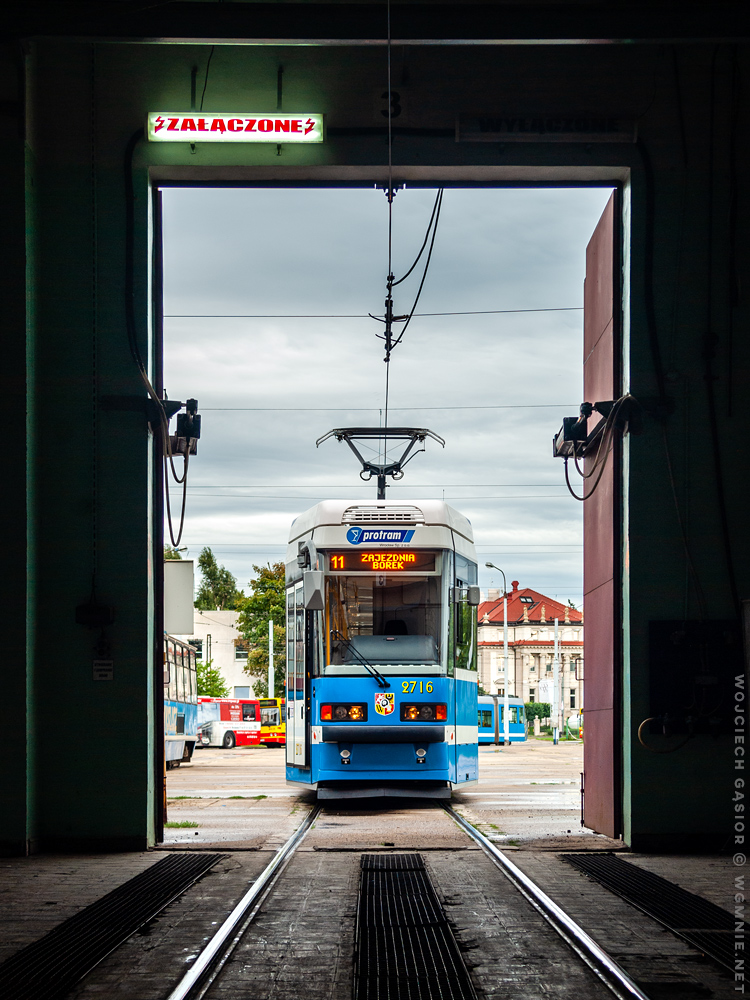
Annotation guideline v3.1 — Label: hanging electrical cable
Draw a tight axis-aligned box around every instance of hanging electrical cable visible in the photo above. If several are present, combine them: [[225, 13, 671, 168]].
[[124, 128, 196, 546]]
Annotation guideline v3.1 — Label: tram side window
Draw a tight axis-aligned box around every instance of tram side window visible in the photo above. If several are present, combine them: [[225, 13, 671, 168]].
[[478, 709, 493, 728], [182, 665, 193, 704], [295, 586, 305, 698], [176, 656, 184, 701], [286, 588, 295, 700], [453, 554, 478, 672], [500, 705, 519, 724], [454, 594, 476, 671]]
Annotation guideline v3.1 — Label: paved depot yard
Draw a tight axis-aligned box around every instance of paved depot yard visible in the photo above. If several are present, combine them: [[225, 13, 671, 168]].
[[165, 738, 607, 850]]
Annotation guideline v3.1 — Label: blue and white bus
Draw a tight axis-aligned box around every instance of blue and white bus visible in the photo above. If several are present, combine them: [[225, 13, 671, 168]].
[[477, 695, 527, 744], [164, 634, 198, 769], [285, 501, 480, 799]]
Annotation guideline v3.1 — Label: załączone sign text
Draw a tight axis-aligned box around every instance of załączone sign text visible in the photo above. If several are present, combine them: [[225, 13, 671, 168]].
[[147, 112, 324, 143]]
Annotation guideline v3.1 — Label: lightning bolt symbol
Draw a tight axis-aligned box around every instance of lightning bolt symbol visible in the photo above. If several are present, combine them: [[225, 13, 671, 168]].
[[154, 115, 165, 132], [304, 118, 316, 135]]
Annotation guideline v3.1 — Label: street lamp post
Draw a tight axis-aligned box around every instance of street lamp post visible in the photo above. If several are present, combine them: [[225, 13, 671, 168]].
[[485, 563, 510, 747]]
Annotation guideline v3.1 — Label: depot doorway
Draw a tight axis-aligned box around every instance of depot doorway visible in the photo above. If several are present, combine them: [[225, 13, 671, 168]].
[[154, 182, 622, 842]]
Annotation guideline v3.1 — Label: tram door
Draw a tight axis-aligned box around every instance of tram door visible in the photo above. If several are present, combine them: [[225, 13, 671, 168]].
[[285, 582, 307, 767]]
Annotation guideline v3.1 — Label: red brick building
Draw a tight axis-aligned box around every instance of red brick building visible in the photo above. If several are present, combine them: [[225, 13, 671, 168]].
[[477, 581, 583, 723]]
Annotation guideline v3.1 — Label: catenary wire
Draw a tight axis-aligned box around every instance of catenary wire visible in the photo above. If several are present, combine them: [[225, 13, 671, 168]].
[[164, 307, 583, 318], [200, 404, 577, 411], [199, 46, 215, 111]]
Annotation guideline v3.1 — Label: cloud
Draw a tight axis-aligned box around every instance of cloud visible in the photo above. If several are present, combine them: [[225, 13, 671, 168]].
[[162, 185, 612, 603]]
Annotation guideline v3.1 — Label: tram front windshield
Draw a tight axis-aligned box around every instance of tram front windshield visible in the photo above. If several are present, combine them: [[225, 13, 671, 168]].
[[327, 560, 443, 671]]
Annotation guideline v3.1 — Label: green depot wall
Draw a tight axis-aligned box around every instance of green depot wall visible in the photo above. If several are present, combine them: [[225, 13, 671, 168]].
[[2, 32, 748, 852]]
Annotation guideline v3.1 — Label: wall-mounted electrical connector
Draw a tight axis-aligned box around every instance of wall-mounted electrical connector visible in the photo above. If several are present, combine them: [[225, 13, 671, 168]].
[[170, 398, 201, 456], [552, 397, 638, 460]]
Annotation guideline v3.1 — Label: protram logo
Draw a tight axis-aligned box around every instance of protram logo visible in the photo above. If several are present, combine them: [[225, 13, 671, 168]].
[[346, 527, 415, 545]]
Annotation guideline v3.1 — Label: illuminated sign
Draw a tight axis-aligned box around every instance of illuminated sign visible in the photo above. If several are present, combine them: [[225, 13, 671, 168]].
[[147, 112, 324, 143], [329, 551, 436, 572]]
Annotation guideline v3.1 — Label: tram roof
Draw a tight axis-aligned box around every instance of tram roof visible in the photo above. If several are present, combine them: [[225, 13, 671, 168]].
[[288, 499, 474, 544]]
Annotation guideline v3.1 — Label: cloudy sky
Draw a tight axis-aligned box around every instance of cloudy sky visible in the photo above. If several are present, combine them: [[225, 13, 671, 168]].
[[162, 185, 613, 604]]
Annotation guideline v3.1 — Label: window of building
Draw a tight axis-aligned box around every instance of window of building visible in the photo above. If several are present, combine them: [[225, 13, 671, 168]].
[[570, 690, 576, 708], [234, 686, 250, 699], [235, 644, 248, 660], [546, 659, 553, 672], [529, 688, 535, 702], [530, 664, 536, 672], [519, 596, 534, 604], [189, 639, 203, 659]]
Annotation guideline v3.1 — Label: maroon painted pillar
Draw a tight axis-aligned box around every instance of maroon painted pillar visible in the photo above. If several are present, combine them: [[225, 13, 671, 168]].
[[582, 192, 621, 839]]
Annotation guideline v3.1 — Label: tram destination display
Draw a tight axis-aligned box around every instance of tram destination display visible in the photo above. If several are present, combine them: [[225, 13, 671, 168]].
[[329, 551, 436, 572]]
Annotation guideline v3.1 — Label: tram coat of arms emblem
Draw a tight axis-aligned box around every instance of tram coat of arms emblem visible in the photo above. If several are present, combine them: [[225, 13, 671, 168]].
[[374, 692, 395, 716]]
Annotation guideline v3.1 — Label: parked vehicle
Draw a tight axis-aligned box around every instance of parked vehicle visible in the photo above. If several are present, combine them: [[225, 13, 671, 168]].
[[477, 695, 527, 744], [259, 697, 286, 746], [165, 635, 198, 769], [196, 696, 262, 748]]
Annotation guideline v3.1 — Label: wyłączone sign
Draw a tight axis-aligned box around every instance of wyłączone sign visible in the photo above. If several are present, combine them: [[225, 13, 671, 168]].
[[147, 113, 324, 143]]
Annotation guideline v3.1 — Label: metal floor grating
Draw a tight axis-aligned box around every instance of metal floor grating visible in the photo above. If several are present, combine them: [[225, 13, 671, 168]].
[[354, 854, 476, 1000], [563, 853, 746, 972], [0, 852, 225, 1000]]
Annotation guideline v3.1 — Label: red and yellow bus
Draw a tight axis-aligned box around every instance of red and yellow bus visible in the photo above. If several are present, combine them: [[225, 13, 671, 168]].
[[259, 697, 286, 746]]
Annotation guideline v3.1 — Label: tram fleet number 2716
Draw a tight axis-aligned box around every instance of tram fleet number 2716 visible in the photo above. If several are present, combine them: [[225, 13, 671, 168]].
[[285, 500, 480, 799]]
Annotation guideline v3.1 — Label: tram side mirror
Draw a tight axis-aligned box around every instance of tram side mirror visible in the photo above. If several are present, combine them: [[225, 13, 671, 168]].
[[303, 570, 325, 611], [450, 586, 481, 606]]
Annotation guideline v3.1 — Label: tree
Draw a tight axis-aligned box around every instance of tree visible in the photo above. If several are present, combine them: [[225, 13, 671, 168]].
[[164, 545, 183, 560], [195, 547, 243, 610], [236, 562, 286, 699], [524, 702, 551, 731], [196, 659, 229, 698]]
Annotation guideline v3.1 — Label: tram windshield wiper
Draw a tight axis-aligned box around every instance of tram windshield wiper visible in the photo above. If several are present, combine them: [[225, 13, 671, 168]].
[[330, 630, 391, 688]]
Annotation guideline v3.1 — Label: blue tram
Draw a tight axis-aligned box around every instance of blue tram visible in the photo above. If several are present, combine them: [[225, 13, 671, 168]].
[[477, 695, 527, 744], [285, 500, 480, 799], [164, 634, 198, 769]]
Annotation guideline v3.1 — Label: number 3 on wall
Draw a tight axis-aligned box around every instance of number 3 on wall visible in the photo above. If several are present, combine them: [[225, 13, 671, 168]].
[[381, 90, 402, 119]]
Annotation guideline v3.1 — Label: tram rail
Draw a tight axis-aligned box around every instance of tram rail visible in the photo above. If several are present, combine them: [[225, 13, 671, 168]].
[[442, 805, 650, 1000], [162, 800, 653, 1000], [165, 804, 322, 1000]]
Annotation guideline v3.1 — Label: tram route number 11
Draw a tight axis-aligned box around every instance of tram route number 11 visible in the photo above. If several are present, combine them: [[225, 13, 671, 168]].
[[402, 680, 433, 693]]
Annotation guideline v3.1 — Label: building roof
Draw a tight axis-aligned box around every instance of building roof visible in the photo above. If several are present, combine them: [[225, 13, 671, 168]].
[[478, 582, 582, 626]]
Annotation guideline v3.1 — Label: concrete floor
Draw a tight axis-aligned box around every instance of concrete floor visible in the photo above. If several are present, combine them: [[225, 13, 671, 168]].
[[0, 740, 738, 999]]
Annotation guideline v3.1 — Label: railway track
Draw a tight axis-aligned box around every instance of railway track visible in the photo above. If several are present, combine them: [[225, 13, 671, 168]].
[[163, 801, 649, 1000]]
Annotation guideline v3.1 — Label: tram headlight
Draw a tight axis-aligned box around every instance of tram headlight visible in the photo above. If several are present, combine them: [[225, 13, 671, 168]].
[[321, 703, 368, 722], [400, 703, 447, 722]]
